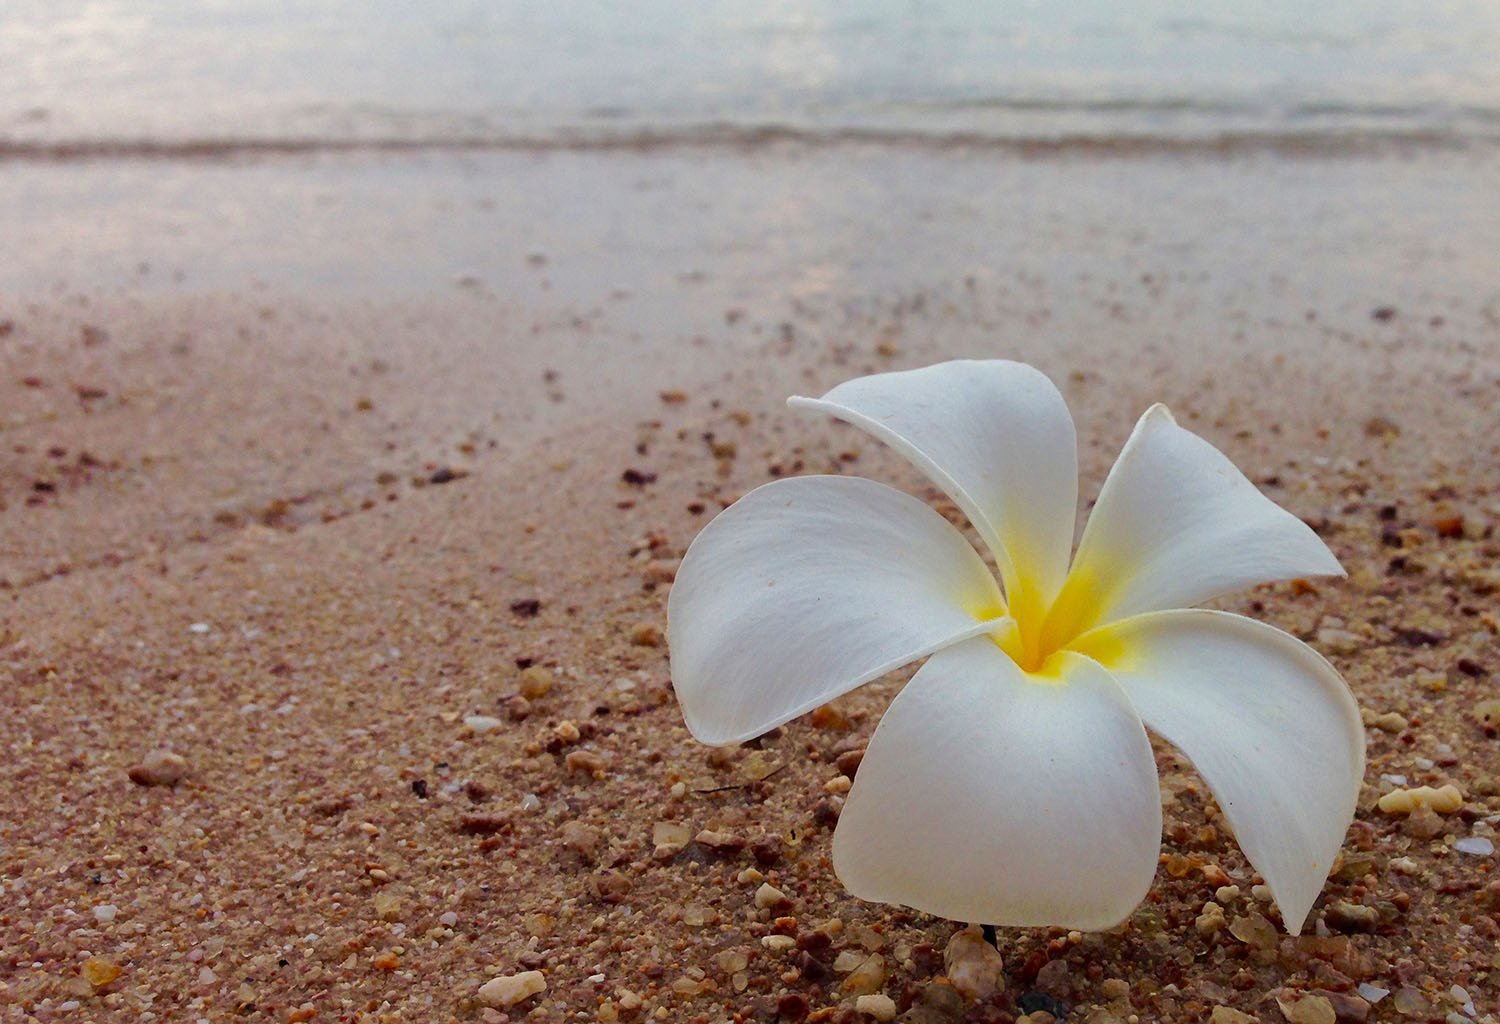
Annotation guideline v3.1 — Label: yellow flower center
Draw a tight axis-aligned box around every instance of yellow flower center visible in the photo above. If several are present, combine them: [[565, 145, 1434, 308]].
[[989, 560, 1116, 677]]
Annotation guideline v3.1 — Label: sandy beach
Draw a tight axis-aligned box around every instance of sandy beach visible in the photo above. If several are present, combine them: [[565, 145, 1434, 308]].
[[3, 141, 1500, 1024]]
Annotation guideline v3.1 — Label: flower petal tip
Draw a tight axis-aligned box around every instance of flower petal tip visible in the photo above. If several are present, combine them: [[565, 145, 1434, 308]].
[[1143, 402, 1177, 425]]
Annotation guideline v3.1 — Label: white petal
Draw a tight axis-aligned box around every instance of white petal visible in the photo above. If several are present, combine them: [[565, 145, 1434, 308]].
[[1071, 610, 1365, 934], [790, 360, 1078, 612], [1047, 405, 1342, 641], [667, 476, 1004, 745], [833, 637, 1161, 930]]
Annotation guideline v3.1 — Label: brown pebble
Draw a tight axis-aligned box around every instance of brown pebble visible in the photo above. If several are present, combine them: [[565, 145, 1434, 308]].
[[812, 797, 842, 826], [641, 558, 678, 586], [1276, 991, 1335, 1024], [477, 970, 547, 1009], [695, 828, 747, 853], [809, 704, 851, 730], [776, 992, 810, 1021], [561, 821, 604, 862], [943, 925, 1004, 1001], [750, 834, 783, 865], [1309, 989, 1370, 1023], [1208, 1009, 1258, 1024], [629, 622, 664, 647], [834, 748, 866, 778], [565, 749, 607, 775], [589, 870, 633, 903], [1402, 804, 1445, 839], [127, 750, 189, 787], [1323, 900, 1380, 933], [82, 957, 122, 988], [1432, 514, 1465, 538], [456, 813, 509, 836], [518, 665, 555, 698], [1200, 863, 1232, 887]]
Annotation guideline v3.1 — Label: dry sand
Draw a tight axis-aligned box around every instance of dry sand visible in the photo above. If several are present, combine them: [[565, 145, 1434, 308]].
[[2, 149, 1499, 1024]]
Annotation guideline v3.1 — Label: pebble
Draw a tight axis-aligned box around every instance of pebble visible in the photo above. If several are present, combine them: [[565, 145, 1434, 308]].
[[463, 715, 504, 733], [827, 949, 860, 972], [834, 748, 866, 777], [564, 749, 607, 775], [695, 828, 746, 852], [809, 704, 852, 730], [1315, 628, 1362, 656], [92, 904, 119, 923], [823, 774, 852, 794], [1403, 804, 1446, 839], [372, 890, 402, 919], [1276, 992, 1335, 1024], [652, 821, 691, 859], [754, 882, 791, 910], [841, 953, 887, 996], [1454, 836, 1494, 856], [1376, 784, 1463, 815], [1228, 912, 1277, 951], [1195, 901, 1227, 935], [560, 821, 603, 861], [1391, 988, 1429, 1016], [518, 666, 555, 698], [629, 623, 664, 647], [128, 750, 190, 787], [1475, 699, 1500, 730], [642, 558, 679, 585], [476, 970, 547, 1009], [855, 993, 897, 1021], [942, 924, 1004, 1001], [1209, 1008, 1258, 1024], [1323, 900, 1380, 933], [1017, 992, 1069, 1019], [588, 870, 632, 903], [82, 958, 122, 988], [1356, 983, 1389, 1003]]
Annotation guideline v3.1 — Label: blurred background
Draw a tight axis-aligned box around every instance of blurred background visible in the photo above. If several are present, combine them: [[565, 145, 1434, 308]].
[[7, 1, 1500, 151], [2, 1, 1497, 336]]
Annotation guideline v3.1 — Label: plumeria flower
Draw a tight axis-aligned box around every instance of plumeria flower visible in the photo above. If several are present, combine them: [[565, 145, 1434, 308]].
[[668, 360, 1364, 934]]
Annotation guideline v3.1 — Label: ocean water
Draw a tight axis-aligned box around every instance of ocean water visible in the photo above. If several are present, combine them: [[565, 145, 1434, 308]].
[[3, 0, 1500, 157]]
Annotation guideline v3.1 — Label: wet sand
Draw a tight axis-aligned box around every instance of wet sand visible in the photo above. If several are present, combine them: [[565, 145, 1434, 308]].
[[2, 146, 1499, 1023]]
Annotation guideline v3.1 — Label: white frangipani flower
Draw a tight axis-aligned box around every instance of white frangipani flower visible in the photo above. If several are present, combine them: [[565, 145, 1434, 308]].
[[668, 360, 1365, 934]]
